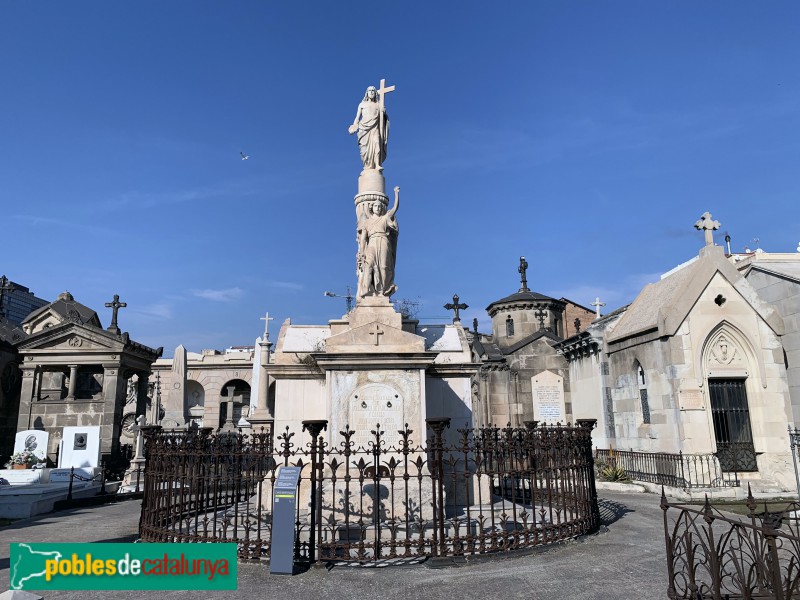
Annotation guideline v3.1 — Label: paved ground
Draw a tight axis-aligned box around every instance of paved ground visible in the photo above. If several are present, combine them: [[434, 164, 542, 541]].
[[1, 491, 668, 599]]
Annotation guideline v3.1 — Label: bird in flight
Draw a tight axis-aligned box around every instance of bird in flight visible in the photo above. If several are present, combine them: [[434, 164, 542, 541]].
[[240, 151, 249, 161]]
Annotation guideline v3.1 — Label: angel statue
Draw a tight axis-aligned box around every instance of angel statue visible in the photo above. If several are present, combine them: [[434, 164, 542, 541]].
[[357, 187, 400, 298]]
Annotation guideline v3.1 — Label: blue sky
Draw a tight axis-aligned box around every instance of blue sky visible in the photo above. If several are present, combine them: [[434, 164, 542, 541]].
[[2, 3, 798, 355]]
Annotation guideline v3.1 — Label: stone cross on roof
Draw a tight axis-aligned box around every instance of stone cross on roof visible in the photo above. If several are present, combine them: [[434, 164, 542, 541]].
[[518, 256, 529, 292], [444, 294, 468, 323], [105, 294, 127, 335], [260, 311, 274, 341], [694, 211, 721, 246], [591, 297, 605, 318]]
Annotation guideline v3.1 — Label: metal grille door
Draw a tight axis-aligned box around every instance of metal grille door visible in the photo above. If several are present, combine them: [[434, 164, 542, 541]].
[[708, 379, 757, 472]]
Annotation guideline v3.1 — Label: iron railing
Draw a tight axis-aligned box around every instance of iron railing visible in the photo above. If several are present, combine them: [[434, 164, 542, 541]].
[[139, 419, 599, 565], [596, 448, 742, 489], [662, 487, 800, 599]]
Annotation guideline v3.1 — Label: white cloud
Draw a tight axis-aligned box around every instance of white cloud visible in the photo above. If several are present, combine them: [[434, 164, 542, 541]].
[[136, 303, 173, 319], [266, 280, 303, 291], [191, 287, 244, 302]]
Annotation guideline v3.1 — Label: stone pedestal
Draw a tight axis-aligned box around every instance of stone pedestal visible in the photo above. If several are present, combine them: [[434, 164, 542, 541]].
[[355, 169, 388, 218]]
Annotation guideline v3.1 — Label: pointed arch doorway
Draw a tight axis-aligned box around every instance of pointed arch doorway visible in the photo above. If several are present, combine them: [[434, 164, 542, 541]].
[[708, 378, 757, 472]]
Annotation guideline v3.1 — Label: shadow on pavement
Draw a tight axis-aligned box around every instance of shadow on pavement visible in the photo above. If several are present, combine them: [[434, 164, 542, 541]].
[[598, 497, 634, 526]]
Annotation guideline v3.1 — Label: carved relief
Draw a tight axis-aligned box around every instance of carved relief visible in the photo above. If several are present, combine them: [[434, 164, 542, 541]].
[[68, 336, 82, 348], [707, 333, 742, 367]]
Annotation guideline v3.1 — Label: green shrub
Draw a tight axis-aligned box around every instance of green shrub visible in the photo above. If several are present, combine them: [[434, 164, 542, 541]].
[[599, 464, 631, 483]]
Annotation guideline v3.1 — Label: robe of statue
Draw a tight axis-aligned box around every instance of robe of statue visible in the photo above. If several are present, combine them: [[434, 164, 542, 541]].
[[355, 100, 389, 170]]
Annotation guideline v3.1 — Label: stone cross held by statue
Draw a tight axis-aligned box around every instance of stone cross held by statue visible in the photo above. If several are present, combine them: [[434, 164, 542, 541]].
[[369, 323, 384, 346], [591, 297, 606, 318], [444, 294, 468, 323], [534, 307, 547, 330], [260, 311, 274, 341], [694, 211, 721, 247], [378, 78, 395, 135], [518, 256, 529, 292], [105, 294, 127, 334], [574, 318, 581, 334]]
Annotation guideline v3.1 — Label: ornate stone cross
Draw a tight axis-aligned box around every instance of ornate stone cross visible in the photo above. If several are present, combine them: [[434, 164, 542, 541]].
[[105, 294, 127, 334], [369, 323, 384, 346], [260, 311, 274, 341], [534, 306, 547, 330], [444, 294, 468, 323], [518, 256, 529, 292], [694, 211, 721, 246], [591, 297, 606, 318]]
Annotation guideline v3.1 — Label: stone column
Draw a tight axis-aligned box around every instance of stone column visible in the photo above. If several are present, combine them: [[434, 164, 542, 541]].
[[249, 339, 274, 426], [66, 365, 79, 399], [136, 373, 150, 421], [100, 366, 127, 460], [16, 365, 38, 433]]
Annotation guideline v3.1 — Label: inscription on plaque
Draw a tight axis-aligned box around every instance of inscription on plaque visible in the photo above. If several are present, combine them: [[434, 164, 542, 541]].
[[531, 370, 565, 423], [679, 388, 705, 410], [349, 383, 404, 450]]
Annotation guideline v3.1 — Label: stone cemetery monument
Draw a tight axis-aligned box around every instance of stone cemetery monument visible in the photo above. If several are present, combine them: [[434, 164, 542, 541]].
[[266, 79, 476, 447], [138, 80, 599, 565]]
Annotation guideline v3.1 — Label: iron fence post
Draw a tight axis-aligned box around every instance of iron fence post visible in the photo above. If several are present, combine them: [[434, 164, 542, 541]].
[[427, 417, 451, 558], [789, 425, 800, 501], [763, 512, 786, 600], [576, 419, 599, 530], [302, 419, 327, 566], [67, 466, 74, 501]]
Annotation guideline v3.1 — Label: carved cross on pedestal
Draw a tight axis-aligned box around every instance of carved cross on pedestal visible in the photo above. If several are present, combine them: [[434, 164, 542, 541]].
[[260, 311, 274, 341], [591, 297, 606, 318], [369, 323, 384, 346], [444, 294, 468, 323], [694, 211, 721, 246], [534, 307, 547, 330], [105, 294, 127, 334], [574, 318, 581, 334], [518, 256, 529, 292]]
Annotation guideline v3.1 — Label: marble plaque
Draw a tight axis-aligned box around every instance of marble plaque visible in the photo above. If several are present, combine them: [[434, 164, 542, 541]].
[[679, 388, 705, 410], [349, 383, 404, 450], [58, 426, 101, 468], [531, 370, 565, 423], [14, 429, 49, 461], [49, 467, 98, 483]]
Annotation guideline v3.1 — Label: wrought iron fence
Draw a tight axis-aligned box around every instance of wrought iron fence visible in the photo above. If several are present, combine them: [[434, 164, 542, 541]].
[[139, 418, 599, 565], [662, 487, 800, 599], [596, 448, 742, 489]]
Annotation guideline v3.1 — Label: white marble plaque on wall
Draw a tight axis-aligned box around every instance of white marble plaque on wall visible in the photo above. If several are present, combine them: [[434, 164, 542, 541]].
[[349, 383, 404, 450], [531, 370, 565, 423], [58, 426, 101, 468]]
